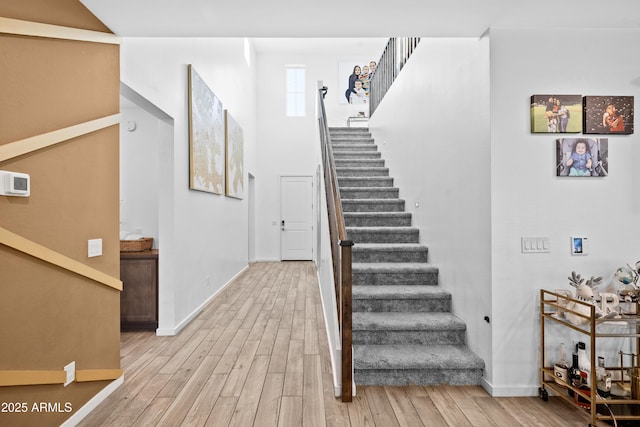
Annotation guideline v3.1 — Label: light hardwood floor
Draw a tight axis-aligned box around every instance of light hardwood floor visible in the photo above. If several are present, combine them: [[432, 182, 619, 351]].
[[79, 261, 597, 427]]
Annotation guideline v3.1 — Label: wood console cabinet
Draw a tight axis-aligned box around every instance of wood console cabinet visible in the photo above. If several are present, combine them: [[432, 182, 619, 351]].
[[120, 250, 158, 331]]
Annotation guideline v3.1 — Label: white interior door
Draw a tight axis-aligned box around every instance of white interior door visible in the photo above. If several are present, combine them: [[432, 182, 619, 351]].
[[281, 176, 313, 260]]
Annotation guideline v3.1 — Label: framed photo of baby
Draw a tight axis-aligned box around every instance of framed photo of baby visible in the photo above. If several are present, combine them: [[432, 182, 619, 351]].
[[530, 94, 582, 133], [583, 96, 634, 135], [556, 138, 608, 177]]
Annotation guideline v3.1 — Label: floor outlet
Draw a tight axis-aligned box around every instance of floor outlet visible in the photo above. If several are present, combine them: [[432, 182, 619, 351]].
[[64, 361, 75, 387]]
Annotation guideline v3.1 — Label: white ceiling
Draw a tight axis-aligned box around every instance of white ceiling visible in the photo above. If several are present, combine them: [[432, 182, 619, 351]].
[[81, 0, 640, 39]]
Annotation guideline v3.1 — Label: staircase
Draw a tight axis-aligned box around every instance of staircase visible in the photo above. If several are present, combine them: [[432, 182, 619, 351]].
[[329, 127, 484, 386]]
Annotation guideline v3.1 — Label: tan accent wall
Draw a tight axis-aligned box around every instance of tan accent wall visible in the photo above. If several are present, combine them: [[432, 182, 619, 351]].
[[0, 0, 111, 32], [0, 1, 120, 425]]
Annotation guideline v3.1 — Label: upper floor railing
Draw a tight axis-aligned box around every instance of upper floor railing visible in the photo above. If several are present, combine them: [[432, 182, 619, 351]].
[[369, 37, 421, 116]]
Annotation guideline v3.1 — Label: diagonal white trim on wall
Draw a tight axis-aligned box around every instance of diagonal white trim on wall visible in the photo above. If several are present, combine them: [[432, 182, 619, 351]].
[[0, 226, 123, 291], [0, 17, 121, 44], [0, 114, 121, 162]]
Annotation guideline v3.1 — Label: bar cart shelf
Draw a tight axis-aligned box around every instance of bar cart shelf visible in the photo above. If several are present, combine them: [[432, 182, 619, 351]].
[[540, 289, 640, 426]]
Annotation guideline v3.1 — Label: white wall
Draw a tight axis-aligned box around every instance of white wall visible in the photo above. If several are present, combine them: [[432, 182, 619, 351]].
[[367, 38, 493, 383], [254, 39, 387, 261], [120, 38, 257, 334], [489, 28, 640, 395], [367, 29, 640, 396], [120, 101, 160, 246]]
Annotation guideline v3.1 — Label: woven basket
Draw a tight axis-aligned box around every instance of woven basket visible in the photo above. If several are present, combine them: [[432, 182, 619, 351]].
[[120, 237, 153, 252]]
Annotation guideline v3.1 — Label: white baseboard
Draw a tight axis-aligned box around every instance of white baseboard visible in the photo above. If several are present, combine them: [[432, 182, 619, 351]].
[[156, 264, 250, 336], [481, 377, 539, 397], [60, 375, 124, 427]]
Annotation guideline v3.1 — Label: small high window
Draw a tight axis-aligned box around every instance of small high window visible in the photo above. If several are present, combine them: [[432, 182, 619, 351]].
[[286, 66, 305, 117]]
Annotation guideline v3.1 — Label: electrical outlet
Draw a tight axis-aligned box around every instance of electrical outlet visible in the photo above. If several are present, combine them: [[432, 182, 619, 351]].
[[64, 361, 75, 387]]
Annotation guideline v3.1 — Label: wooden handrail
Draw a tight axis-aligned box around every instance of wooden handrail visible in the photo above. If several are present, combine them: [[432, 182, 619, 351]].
[[317, 85, 353, 402]]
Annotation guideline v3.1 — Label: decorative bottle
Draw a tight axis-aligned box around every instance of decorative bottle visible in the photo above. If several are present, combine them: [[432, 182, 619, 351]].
[[576, 342, 590, 386], [568, 352, 581, 397], [553, 343, 569, 388], [596, 356, 611, 398]]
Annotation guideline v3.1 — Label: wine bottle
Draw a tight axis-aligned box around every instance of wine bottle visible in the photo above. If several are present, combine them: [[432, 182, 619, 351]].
[[568, 352, 581, 397]]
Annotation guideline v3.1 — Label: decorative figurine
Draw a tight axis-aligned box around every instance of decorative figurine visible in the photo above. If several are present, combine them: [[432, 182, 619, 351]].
[[559, 272, 604, 325], [616, 261, 640, 302]]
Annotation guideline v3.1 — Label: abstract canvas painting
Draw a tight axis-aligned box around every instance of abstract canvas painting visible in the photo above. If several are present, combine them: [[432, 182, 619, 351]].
[[556, 138, 608, 177], [583, 96, 634, 135], [530, 95, 582, 133], [188, 64, 225, 194], [225, 111, 244, 199]]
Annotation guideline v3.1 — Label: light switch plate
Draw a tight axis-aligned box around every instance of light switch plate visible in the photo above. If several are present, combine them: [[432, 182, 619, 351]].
[[521, 237, 550, 253], [88, 239, 102, 257]]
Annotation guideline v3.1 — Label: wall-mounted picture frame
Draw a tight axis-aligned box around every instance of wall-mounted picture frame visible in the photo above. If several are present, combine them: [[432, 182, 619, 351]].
[[225, 110, 244, 199], [583, 96, 634, 135], [556, 138, 608, 177], [339, 60, 378, 106], [530, 95, 582, 133], [188, 64, 225, 194]]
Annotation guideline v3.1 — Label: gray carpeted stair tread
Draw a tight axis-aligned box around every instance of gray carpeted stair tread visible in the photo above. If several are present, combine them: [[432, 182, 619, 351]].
[[352, 243, 427, 251], [333, 152, 381, 159], [341, 199, 405, 212], [344, 212, 411, 219], [352, 243, 428, 262], [353, 312, 466, 331], [352, 285, 448, 299], [341, 189, 400, 200], [353, 262, 438, 272], [348, 227, 419, 243], [336, 167, 390, 177], [353, 344, 485, 370], [338, 178, 394, 187], [330, 138, 373, 143], [344, 212, 412, 227], [348, 227, 418, 233], [332, 143, 377, 150], [330, 127, 370, 132], [335, 159, 385, 167]]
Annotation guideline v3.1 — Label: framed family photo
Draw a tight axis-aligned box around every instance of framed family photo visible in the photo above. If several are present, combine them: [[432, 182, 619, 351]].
[[530, 95, 582, 133], [583, 96, 634, 135]]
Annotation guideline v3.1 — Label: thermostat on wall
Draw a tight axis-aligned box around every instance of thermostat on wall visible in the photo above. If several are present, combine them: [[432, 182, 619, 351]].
[[571, 236, 588, 255], [0, 171, 30, 197]]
